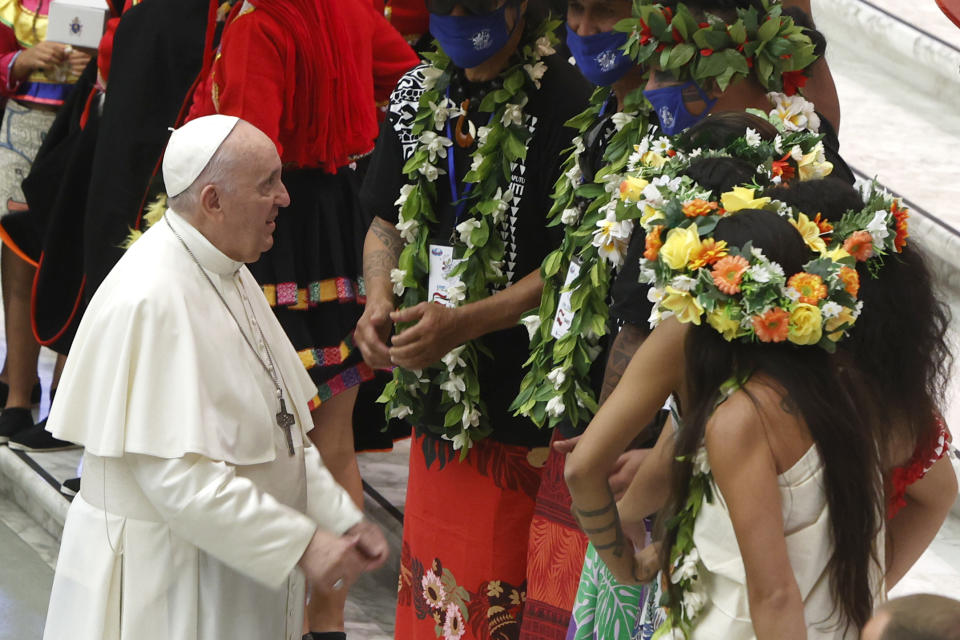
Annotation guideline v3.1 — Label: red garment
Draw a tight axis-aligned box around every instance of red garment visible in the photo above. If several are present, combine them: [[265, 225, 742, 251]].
[[386, 0, 430, 42], [187, 0, 418, 171], [888, 414, 953, 519]]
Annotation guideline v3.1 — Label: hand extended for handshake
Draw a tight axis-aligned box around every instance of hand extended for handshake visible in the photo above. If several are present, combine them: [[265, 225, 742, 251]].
[[355, 298, 465, 371], [298, 519, 388, 594]]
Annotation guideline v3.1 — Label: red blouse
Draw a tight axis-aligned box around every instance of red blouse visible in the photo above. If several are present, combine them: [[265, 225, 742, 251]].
[[187, 0, 418, 172], [888, 414, 953, 519]]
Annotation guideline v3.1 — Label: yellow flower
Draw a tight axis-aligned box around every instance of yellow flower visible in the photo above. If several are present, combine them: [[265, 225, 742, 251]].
[[641, 151, 667, 169], [707, 305, 743, 341], [720, 186, 771, 212], [640, 205, 664, 225], [787, 303, 823, 345], [824, 245, 851, 262], [790, 212, 827, 254], [824, 306, 856, 342], [659, 224, 702, 270], [798, 150, 834, 181], [661, 287, 704, 325], [619, 176, 649, 202]]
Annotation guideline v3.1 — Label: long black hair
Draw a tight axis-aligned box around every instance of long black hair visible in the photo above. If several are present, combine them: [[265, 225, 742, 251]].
[[659, 209, 884, 632], [765, 178, 953, 465]]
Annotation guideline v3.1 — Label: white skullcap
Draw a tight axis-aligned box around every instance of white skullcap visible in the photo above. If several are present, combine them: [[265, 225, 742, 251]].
[[162, 115, 240, 197]]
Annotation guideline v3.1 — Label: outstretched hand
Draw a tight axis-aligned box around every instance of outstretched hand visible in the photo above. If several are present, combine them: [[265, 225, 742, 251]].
[[389, 302, 466, 370]]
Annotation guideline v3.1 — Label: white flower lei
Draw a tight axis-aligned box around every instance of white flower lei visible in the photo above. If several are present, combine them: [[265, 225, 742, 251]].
[[379, 20, 562, 455]]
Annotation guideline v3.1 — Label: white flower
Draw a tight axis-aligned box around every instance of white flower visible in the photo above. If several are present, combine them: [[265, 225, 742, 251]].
[[773, 134, 784, 155], [446, 280, 467, 306], [626, 150, 644, 172], [561, 207, 580, 226], [489, 259, 504, 278], [670, 275, 697, 292], [671, 548, 700, 583], [420, 65, 444, 91], [389, 404, 413, 420], [469, 153, 484, 173], [611, 112, 636, 132], [688, 147, 703, 158], [476, 126, 491, 147], [745, 127, 761, 148], [462, 405, 481, 429], [440, 373, 466, 402], [652, 136, 672, 154], [821, 301, 843, 319], [853, 299, 864, 320], [442, 346, 466, 371], [682, 588, 708, 620], [768, 261, 785, 278], [565, 162, 583, 186], [394, 183, 415, 208], [502, 103, 524, 128], [520, 314, 541, 340], [456, 218, 482, 247], [443, 430, 471, 451], [524, 61, 548, 89], [546, 395, 565, 418], [866, 210, 890, 247], [692, 447, 711, 476], [638, 265, 657, 284], [390, 268, 406, 296], [647, 286, 665, 304], [790, 145, 804, 162], [491, 187, 514, 224], [767, 92, 820, 132], [748, 264, 773, 283], [396, 218, 419, 243], [419, 131, 453, 163], [785, 286, 801, 302], [535, 35, 556, 57], [572, 136, 586, 155], [652, 174, 682, 193], [547, 367, 567, 390], [592, 212, 634, 269], [428, 99, 457, 129], [419, 163, 444, 182]]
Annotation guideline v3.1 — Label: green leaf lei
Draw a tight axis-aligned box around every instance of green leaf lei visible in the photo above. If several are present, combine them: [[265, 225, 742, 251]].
[[510, 85, 652, 429], [377, 20, 562, 456]]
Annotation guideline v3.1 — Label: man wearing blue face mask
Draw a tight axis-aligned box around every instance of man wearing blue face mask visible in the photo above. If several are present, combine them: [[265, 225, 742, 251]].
[[357, 2, 591, 638]]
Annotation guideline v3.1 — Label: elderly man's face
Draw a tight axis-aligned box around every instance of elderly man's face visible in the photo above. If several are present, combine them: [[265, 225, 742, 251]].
[[217, 125, 290, 263]]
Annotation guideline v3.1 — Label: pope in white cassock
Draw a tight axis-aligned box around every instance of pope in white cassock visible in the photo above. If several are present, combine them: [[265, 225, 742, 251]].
[[42, 115, 387, 640]]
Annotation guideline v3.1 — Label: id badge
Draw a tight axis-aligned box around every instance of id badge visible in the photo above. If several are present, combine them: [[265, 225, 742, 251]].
[[551, 258, 582, 339], [427, 244, 464, 308]]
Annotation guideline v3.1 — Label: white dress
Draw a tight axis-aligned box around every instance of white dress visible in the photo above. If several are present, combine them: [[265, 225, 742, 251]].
[[689, 445, 885, 639]]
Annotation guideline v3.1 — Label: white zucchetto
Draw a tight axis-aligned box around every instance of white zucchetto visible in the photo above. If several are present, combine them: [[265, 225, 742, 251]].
[[162, 115, 240, 197]]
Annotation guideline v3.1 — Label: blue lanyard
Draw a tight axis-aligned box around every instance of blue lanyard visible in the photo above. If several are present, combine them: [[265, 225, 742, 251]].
[[444, 88, 496, 226]]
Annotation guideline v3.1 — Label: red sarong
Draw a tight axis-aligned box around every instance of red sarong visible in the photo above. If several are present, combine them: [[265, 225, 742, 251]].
[[396, 432, 547, 640]]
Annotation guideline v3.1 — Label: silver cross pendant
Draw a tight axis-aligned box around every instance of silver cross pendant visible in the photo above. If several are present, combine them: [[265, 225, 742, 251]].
[[276, 397, 296, 456]]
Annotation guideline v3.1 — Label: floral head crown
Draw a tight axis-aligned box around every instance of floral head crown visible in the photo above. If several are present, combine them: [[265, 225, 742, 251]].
[[616, 0, 819, 94], [630, 131, 909, 351]]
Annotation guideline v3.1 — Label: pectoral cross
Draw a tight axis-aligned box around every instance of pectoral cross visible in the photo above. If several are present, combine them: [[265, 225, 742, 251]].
[[276, 397, 296, 456]]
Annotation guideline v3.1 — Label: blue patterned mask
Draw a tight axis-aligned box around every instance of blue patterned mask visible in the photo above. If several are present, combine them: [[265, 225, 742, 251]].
[[566, 25, 633, 87], [643, 81, 717, 135], [430, 5, 515, 69]]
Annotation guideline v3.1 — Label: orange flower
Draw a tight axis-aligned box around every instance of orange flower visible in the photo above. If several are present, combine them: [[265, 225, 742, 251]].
[[772, 153, 796, 182], [786, 272, 827, 304], [752, 308, 790, 343], [891, 201, 909, 252], [644, 225, 664, 261], [843, 230, 874, 262], [682, 199, 720, 218], [838, 266, 859, 297], [688, 238, 729, 270], [812, 212, 833, 242], [711, 255, 749, 294]]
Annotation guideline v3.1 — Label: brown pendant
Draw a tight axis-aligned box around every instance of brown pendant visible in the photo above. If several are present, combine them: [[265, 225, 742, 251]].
[[454, 99, 474, 148]]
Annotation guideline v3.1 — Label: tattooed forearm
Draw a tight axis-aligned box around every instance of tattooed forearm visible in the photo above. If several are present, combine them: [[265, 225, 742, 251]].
[[599, 322, 647, 404], [572, 493, 629, 558], [363, 217, 403, 292], [369, 216, 402, 256]]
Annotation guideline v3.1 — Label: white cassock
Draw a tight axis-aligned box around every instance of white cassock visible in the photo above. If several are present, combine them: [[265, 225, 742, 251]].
[[43, 209, 363, 640]]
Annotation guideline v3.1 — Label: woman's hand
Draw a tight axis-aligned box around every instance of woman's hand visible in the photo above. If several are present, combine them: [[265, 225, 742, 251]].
[[12, 41, 68, 81]]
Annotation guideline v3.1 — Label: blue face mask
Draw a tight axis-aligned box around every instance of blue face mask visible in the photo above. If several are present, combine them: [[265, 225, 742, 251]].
[[429, 4, 516, 69], [566, 24, 633, 86], [643, 81, 718, 135]]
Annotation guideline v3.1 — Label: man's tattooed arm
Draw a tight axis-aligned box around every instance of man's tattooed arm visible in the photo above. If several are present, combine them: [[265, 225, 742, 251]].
[[363, 216, 403, 298], [599, 322, 647, 404]]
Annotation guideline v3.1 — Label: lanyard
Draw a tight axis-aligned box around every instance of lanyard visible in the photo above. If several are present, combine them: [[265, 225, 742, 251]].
[[445, 87, 496, 226]]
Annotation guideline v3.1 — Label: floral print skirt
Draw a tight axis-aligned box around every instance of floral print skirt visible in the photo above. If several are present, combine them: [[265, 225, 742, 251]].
[[396, 432, 547, 640]]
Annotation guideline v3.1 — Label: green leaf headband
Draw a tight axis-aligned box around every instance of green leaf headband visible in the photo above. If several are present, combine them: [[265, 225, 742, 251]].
[[616, 0, 819, 93]]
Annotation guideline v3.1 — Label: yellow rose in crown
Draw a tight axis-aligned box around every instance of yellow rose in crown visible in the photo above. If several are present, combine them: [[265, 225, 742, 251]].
[[619, 176, 649, 202], [787, 303, 823, 345], [641, 151, 667, 169], [824, 306, 856, 342], [659, 224, 702, 270], [660, 287, 704, 325], [721, 186, 771, 213], [707, 305, 743, 341]]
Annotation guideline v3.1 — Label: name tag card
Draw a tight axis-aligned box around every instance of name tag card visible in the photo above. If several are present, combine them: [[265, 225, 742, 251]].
[[551, 258, 582, 339], [427, 244, 464, 308], [47, 0, 108, 50]]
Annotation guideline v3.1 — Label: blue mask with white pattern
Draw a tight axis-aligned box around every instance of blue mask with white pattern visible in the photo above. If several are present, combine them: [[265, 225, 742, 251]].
[[430, 5, 515, 69], [566, 25, 633, 86]]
